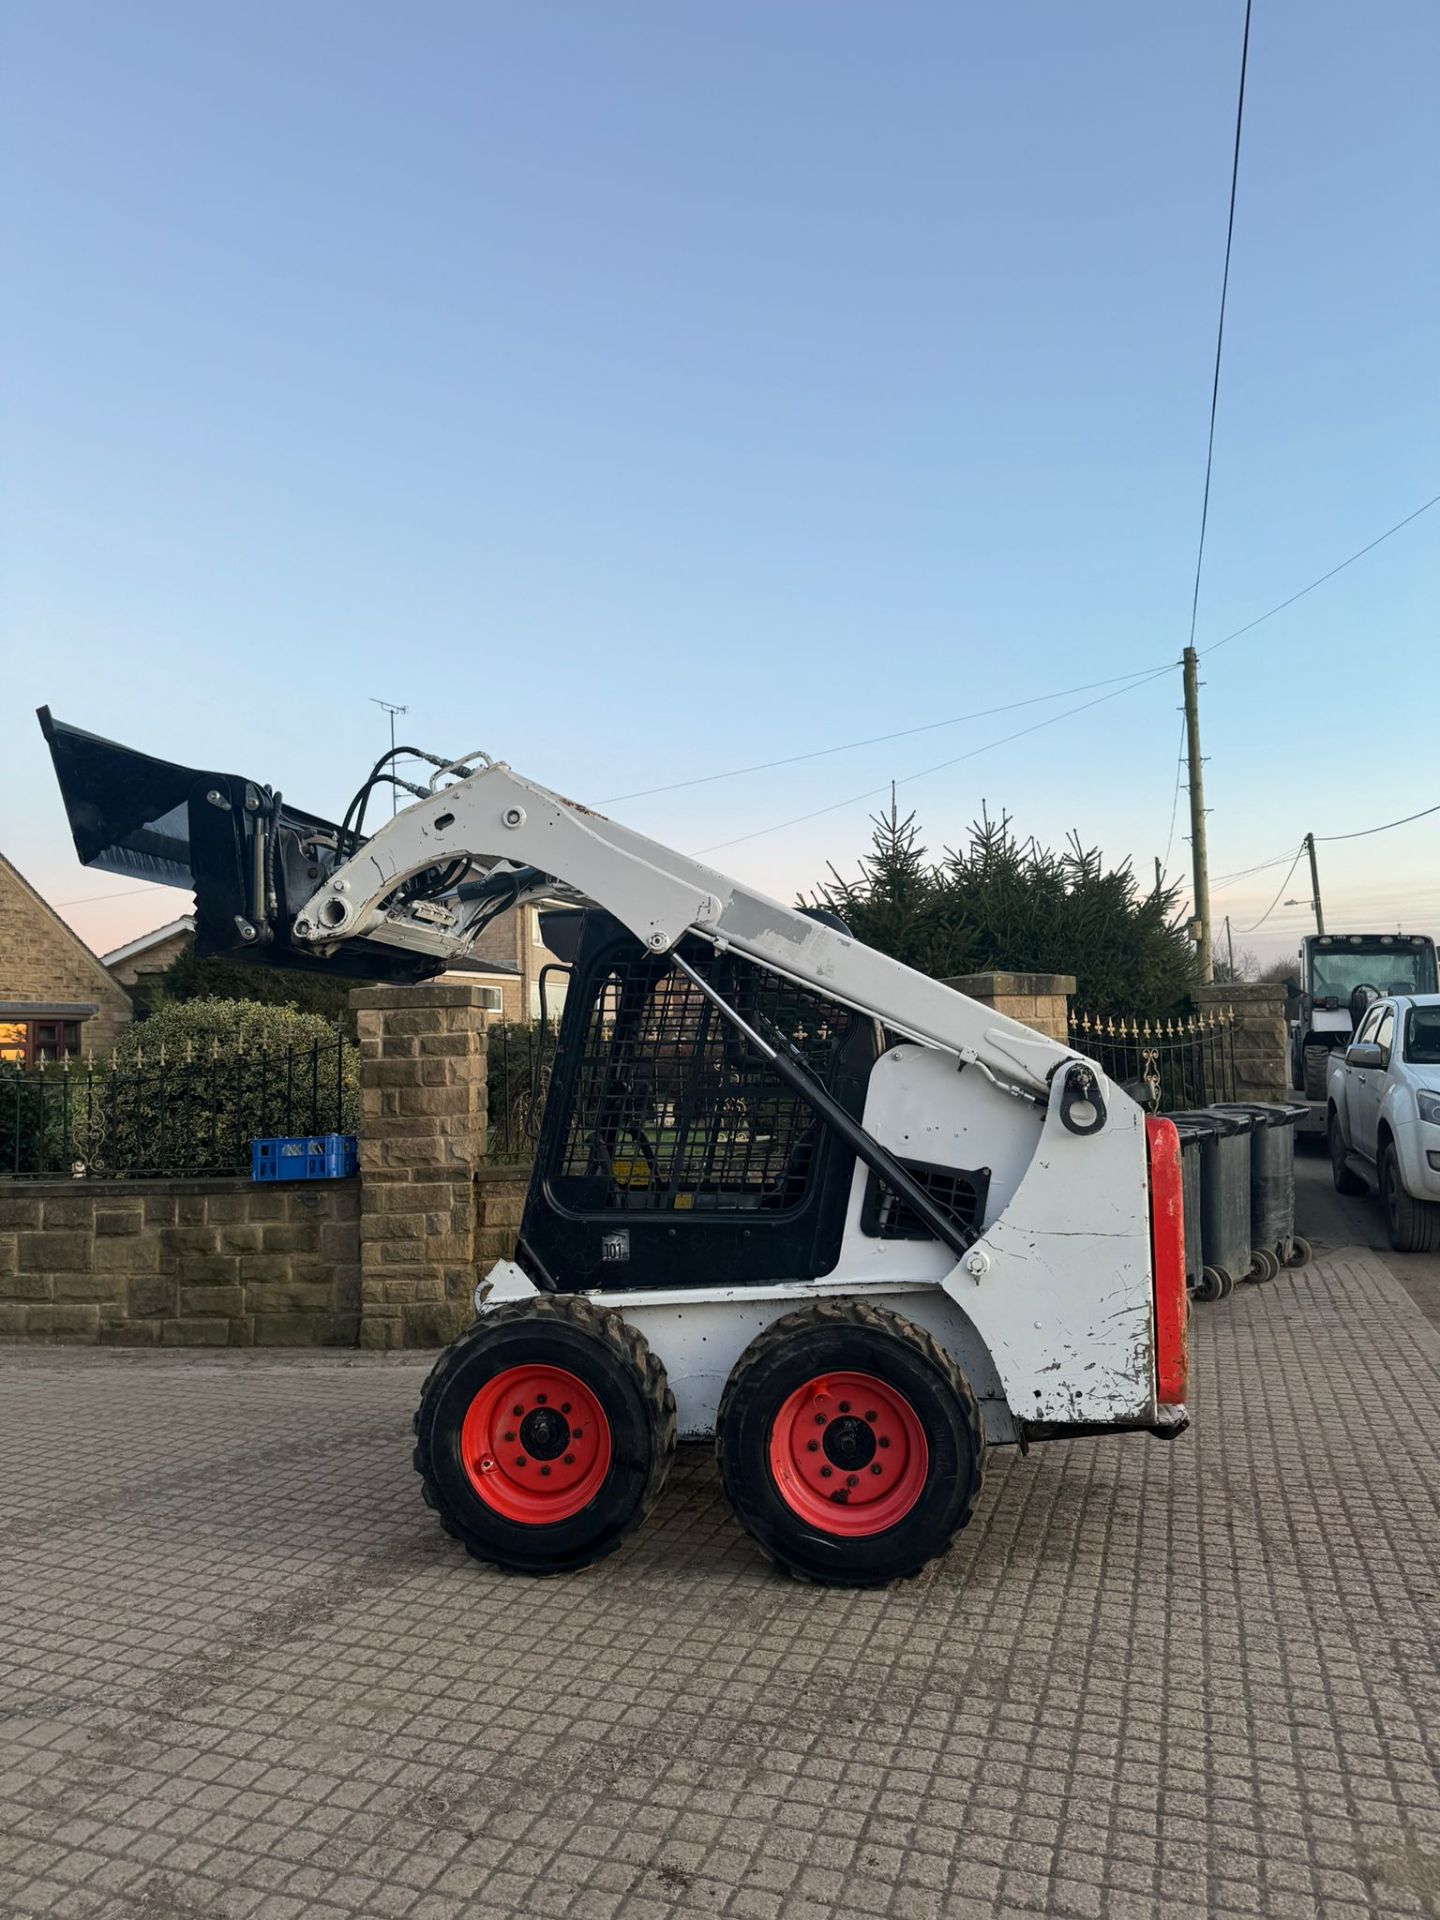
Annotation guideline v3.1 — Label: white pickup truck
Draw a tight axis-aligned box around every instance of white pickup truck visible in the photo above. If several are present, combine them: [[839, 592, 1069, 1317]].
[[1327, 993, 1440, 1252]]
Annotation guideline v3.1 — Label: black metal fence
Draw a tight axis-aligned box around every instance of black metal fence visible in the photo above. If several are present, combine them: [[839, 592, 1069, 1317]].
[[1, 1032, 357, 1180], [1067, 1008, 1236, 1113], [484, 1021, 560, 1163]]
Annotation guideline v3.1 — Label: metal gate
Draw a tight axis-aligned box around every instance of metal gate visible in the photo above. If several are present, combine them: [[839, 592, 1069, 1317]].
[[1067, 1008, 1236, 1112]]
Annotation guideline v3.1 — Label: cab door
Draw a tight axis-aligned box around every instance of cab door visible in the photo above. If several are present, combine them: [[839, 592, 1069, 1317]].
[[1351, 1003, 1394, 1162]]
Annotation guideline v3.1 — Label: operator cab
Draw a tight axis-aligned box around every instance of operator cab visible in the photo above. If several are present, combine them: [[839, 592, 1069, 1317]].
[[515, 913, 988, 1294]]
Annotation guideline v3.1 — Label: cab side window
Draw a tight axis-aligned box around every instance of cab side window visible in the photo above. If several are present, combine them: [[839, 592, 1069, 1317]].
[[1374, 1008, 1395, 1068], [1355, 1007, 1383, 1047]]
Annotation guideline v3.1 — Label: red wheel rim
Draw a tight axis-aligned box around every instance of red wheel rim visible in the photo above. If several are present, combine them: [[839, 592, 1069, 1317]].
[[459, 1365, 612, 1524], [767, 1370, 928, 1537]]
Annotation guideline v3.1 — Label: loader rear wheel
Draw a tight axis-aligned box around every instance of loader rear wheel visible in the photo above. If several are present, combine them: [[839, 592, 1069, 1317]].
[[412, 1296, 675, 1576], [716, 1301, 985, 1588]]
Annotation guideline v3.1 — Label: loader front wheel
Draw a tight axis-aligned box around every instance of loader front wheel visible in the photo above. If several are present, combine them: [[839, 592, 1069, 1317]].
[[716, 1301, 984, 1588], [413, 1296, 675, 1576]]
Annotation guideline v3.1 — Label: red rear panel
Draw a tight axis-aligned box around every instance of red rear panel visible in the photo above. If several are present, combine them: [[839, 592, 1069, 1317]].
[[1146, 1115, 1188, 1406]]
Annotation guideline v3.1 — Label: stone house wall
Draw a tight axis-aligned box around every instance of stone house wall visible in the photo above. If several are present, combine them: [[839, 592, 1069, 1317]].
[[104, 925, 194, 990], [465, 901, 568, 1022], [0, 853, 135, 1055]]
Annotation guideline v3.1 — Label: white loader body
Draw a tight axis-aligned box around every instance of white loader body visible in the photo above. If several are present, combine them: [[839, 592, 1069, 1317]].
[[285, 758, 1167, 1437]]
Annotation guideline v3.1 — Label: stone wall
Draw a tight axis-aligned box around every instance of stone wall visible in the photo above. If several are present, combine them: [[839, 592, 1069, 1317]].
[[943, 970, 1077, 1043], [353, 982, 492, 1352], [0, 1178, 360, 1344], [474, 1166, 529, 1269], [0, 977, 537, 1350], [1194, 981, 1289, 1103]]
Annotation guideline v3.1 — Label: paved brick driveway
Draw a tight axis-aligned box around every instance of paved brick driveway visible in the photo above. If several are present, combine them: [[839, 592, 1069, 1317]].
[[2, 1248, 1438, 1920]]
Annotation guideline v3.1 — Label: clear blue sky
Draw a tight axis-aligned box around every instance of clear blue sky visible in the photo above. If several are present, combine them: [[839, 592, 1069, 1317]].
[[3, 0, 1436, 965]]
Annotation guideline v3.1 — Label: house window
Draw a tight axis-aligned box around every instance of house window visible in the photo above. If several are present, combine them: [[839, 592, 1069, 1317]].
[[0, 1020, 83, 1067], [476, 986, 503, 1014]]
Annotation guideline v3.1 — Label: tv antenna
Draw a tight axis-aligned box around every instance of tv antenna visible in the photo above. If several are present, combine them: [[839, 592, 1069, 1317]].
[[370, 697, 409, 814]]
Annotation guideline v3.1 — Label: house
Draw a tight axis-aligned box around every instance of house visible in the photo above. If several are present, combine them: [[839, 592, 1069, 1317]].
[[466, 901, 570, 1023], [102, 916, 196, 991], [0, 853, 135, 1064]]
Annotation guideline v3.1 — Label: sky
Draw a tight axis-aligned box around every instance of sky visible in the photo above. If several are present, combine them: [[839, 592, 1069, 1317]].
[[2, 0, 1437, 972]]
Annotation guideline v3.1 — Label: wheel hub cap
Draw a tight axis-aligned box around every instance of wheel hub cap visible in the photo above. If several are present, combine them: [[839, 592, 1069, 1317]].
[[460, 1364, 611, 1524], [768, 1369, 928, 1538], [822, 1414, 876, 1471]]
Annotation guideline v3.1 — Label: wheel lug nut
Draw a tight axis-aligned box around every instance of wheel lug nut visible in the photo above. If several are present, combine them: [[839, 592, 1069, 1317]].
[[515, 1456, 527, 1467], [564, 1453, 575, 1465], [820, 1466, 832, 1478], [540, 1466, 551, 1477], [807, 1440, 818, 1453], [839, 1401, 851, 1413], [512, 1405, 524, 1417], [865, 1410, 877, 1422], [536, 1393, 548, 1405], [847, 1475, 858, 1488], [870, 1464, 883, 1475], [572, 1427, 583, 1438], [561, 1402, 571, 1414], [878, 1436, 891, 1449], [503, 1431, 515, 1442]]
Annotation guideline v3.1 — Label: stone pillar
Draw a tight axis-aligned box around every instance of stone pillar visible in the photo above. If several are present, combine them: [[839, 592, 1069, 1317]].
[[351, 983, 491, 1350], [1194, 981, 1289, 1103], [943, 970, 1077, 1042]]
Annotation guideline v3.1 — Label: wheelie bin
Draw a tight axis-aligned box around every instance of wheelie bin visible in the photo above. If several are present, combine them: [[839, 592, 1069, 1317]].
[[1172, 1115, 1224, 1302], [1211, 1101, 1312, 1276], [1168, 1107, 1254, 1295]]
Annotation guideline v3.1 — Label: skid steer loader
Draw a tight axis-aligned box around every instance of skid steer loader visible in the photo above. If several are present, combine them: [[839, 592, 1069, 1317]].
[[40, 708, 1188, 1587]]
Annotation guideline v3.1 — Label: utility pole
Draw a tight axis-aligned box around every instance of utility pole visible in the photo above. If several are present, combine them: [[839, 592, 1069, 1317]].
[[1304, 831, 1325, 934], [1224, 914, 1235, 979], [1182, 647, 1212, 982], [370, 698, 409, 815]]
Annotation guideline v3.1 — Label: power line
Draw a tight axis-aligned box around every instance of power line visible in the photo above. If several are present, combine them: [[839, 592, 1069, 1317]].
[[1160, 711, 1187, 869], [697, 662, 1179, 855], [1315, 799, 1440, 844], [1211, 800, 1440, 904], [55, 885, 171, 908], [605, 487, 1437, 824], [1201, 491, 1440, 656], [1210, 844, 1304, 889], [600, 663, 1172, 805], [1239, 846, 1304, 934], [1186, 0, 1253, 652]]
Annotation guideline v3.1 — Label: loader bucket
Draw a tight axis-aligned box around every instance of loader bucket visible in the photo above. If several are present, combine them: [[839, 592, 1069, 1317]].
[[38, 707, 441, 985]]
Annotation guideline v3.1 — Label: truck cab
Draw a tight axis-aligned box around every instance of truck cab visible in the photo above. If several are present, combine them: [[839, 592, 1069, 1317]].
[[1291, 933, 1437, 1099]]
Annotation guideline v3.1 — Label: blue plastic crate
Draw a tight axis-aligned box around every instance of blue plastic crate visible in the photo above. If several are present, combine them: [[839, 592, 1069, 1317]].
[[251, 1133, 358, 1182]]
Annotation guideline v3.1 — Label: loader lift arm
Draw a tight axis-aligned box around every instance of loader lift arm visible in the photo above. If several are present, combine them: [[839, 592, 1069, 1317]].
[[278, 759, 1084, 1102], [39, 710, 1090, 1105]]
